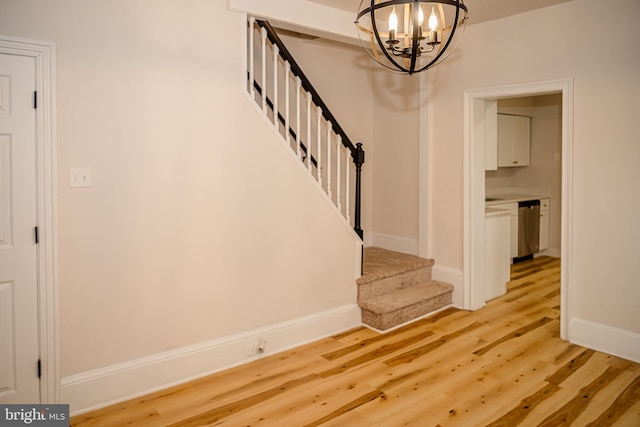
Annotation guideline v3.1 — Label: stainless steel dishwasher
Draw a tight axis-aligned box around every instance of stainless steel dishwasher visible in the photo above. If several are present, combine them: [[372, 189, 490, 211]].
[[517, 200, 540, 260]]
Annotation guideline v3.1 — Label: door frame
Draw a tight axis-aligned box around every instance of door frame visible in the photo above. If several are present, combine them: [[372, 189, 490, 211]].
[[0, 35, 58, 403], [462, 79, 573, 339]]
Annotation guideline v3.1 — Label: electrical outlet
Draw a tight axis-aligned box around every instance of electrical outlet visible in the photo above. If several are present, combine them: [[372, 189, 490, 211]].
[[256, 338, 267, 354], [69, 167, 92, 188]]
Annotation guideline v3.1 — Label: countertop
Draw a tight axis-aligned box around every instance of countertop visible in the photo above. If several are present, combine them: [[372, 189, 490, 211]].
[[485, 192, 549, 207]]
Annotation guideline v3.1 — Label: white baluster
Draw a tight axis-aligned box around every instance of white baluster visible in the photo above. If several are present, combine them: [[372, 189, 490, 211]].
[[249, 18, 255, 97], [306, 92, 312, 171], [260, 27, 267, 113], [272, 45, 279, 129], [327, 124, 332, 199], [336, 135, 342, 212], [317, 108, 323, 186], [295, 77, 301, 158], [285, 62, 291, 145], [345, 148, 351, 223]]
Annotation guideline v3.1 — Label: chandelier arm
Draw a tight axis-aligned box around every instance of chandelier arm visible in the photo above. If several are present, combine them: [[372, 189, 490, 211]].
[[367, 0, 410, 73], [415, 0, 462, 73], [356, 21, 404, 73], [356, 17, 406, 71]]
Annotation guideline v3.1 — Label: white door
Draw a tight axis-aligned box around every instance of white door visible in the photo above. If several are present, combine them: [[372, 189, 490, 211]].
[[0, 53, 40, 403]]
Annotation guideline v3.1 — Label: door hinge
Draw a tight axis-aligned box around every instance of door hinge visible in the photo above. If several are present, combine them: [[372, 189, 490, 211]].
[[33, 91, 37, 109], [37, 359, 41, 378], [34, 226, 39, 244]]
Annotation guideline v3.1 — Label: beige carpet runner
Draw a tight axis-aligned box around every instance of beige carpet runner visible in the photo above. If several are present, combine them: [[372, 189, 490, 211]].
[[357, 247, 454, 331]]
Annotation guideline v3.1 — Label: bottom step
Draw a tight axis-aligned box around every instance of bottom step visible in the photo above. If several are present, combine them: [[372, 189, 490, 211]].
[[360, 281, 454, 331]]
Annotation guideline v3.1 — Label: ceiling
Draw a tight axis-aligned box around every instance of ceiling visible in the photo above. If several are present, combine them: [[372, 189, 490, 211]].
[[309, 0, 575, 25]]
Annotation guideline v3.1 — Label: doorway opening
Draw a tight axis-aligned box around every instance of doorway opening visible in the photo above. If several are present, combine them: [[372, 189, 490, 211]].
[[463, 79, 573, 340]]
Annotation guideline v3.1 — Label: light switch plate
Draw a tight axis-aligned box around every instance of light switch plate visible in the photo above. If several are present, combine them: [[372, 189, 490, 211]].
[[69, 167, 92, 188]]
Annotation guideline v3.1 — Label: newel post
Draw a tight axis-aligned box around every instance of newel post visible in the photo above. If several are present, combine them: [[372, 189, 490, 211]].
[[352, 142, 365, 240]]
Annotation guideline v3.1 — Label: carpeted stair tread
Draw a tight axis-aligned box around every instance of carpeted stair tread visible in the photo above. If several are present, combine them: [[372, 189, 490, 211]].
[[356, 247, 455, 330], [359, 281, 453, 315], [357, 247, 435, 285]]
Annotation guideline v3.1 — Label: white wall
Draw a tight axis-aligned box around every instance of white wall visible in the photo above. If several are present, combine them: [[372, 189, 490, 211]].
[[371, 70, 421, 253], [0, 0, 363, 411], [427, 0, 640, 356]]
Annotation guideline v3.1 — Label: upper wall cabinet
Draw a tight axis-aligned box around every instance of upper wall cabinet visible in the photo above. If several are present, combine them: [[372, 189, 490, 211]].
[[497, 114, 530, 167]]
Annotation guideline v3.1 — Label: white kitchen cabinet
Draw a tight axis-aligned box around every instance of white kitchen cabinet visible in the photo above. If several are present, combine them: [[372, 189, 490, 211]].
[[485, 209, 511, 301], [497, 114, 530, 167], [491, 202, 519, 258], [539, 198, 550, 251]]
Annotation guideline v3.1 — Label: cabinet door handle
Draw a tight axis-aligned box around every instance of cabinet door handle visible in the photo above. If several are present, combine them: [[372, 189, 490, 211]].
[[513, 160, 518, 164]]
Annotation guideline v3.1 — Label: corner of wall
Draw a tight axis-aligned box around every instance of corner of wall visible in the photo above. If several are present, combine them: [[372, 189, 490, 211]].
[[369, 232, 418, 256], [432, 264, 465, 308]]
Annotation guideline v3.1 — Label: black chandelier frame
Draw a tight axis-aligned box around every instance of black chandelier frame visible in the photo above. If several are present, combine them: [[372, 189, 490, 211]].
[[356, 0, 468, 75]]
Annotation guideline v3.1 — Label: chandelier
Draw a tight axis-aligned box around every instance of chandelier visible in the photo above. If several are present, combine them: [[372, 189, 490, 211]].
[[356, 0, 468, 75]]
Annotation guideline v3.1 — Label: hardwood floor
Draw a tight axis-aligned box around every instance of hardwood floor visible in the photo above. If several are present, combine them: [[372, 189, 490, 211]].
[[71, 257, 640, 426]]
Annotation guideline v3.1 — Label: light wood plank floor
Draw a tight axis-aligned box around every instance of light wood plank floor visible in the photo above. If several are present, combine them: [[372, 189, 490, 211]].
[[71, 257, 640, 426]]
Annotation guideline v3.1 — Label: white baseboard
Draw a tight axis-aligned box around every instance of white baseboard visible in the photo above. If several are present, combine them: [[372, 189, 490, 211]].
[[536, 247, 561, 258], [62, 304, 361, 415], [369, 232, 419, 256], [432, 265, 465, 308], [570, 317, 640, 363]]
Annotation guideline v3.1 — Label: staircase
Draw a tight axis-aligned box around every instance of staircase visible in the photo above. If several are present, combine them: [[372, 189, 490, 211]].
[[357, 247, 454, 331], [247, 18, 364, 239], [246, 19, 454, 329]]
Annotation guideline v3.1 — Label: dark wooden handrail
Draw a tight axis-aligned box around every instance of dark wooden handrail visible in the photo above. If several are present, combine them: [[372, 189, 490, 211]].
[[255, 20, 357, 157], [251, 19, 365, 241]]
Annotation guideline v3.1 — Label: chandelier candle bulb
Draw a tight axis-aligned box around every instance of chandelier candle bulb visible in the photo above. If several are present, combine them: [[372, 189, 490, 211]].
[[388, 6, 398, 42], [429, 7, 438, 30]]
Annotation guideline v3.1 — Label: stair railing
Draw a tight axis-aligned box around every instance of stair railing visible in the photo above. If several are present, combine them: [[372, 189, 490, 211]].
[[247, 18, 365, 239]]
